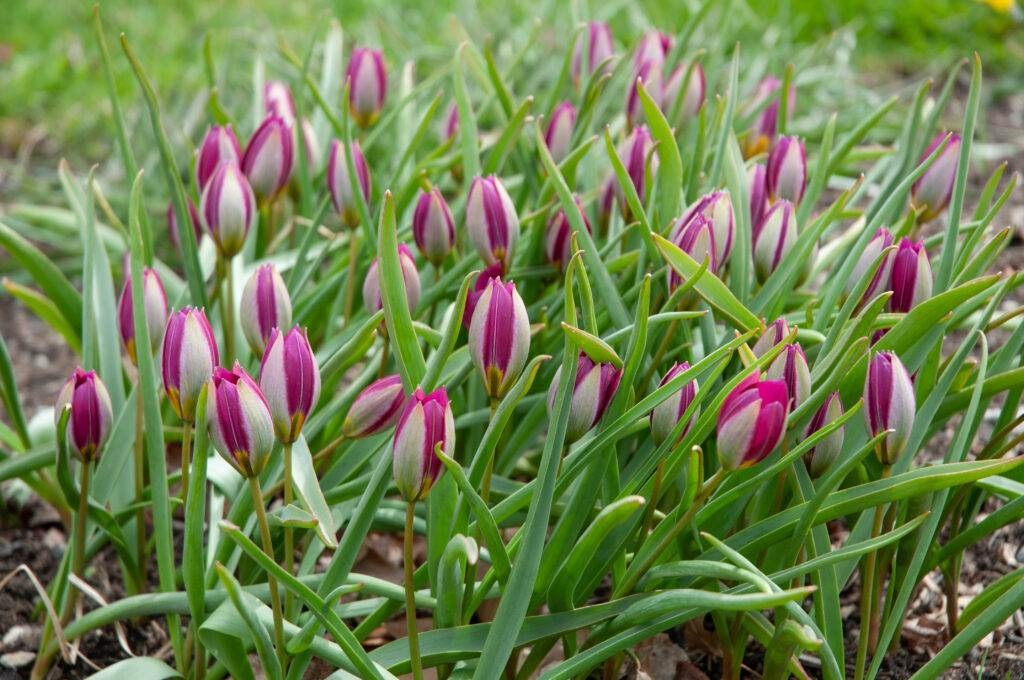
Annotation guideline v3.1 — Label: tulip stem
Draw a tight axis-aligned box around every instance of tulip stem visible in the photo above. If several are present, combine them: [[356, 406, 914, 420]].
[[224, 258, 236, 364], [480, 398, 499, 505], [637, 459, 665, 549], [343, 228, 358, 329], [854, 464, 890, 680], [61, 460, 91, 625], [404, 502, 425, 680], [283, 441, 295, 621], [248, 475, 287, 674], [181, 421, 192, 510], [640, 318, 680, 392], [133, 389, 147, 591], [379, 338, 390, 379]]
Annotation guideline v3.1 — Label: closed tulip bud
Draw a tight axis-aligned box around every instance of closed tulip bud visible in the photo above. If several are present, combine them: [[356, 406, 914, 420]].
[[346, 47, 387, 128], [748, 164, 769, 243], [572, 21, 615, 87], [55, 368, 114, 462], [469, 278, 531, 399], [545, 196, 591, 272], [547, 351, 623, 444], [633, 32, 671, 72], [167, 198, 202, 254], [344, 375, 406, 439], [200, 161, 256, 259], [598, 175, 617, 236], [753, 199, 797, 283], [393, 387, 454, 502], [444, 102, 460, 142], [363, 244, 421, 315], [864, 351, 916, 466], [767, 135, 807, 204], [298, 118, 323, 176], [163, 307, 219, 423], [844, 228, 895, 303], [663, 61, 705, 123], [717, 374, 789, 471], [545, 102, 577, 165], [462, 262, 505, 331], [207, 362, 275, 477], [241, 115, 294, 206], [259, 326, 321, 444], [804, 392, 844, 478], [118, 267, 168, 366], [626, 60, 663, 131], [649, 362, 699, 446], [412, 187, 455, 267], [765, 343, 811, 410], [196, 124, 241, 190], [263, 81, 297, 127], [466, 175, 520, 271], [668, 214, 717, 291], [239, 264, 292, 355], [672, 190, 735, 271], [614, 125, 659, 217], [327, 140, 371, 229], [751, 318, 791, 358], [911, 133, 960, 223], [889, 238, 932, 313]]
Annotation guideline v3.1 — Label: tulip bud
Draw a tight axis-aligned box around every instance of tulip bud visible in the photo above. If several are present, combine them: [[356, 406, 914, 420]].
[[412, 188, 455, 267], [443, 101, 460, 142], [743, 76, 796, 159], [545, 196, 591, 272], [263, 81, 297, 127], [717, 374, 789, 471], [207, 362, 275, 477], [393, 387, 454, 502], [911, 133, 960, 223], [545, 102, 577, 165], [196, 125, 241, 190], [671, 190, 735, 272], [118, 267, 169, 366], [626, 60, 663, 131], [547, 351, 623, 444], [766, 135, 807, 205], [55, 368, 114, 462], [259, 326, 321, 444], [765, 343, 811, 410], [466, 175, 520, 271], [633, 32, 671, 72], [327, 140, 371, 229], [649, 362, 699, 446], [462, 262, 505, 331], [241, 115, 294, 206], [469, 278, 531, 399], [363, 244, 421, 315], [200, 161, 257, 259], [163, 307, 219, 423], [239, 264, 292, 356], [804, 392, 844, 478], [571, 21, 615, 87], [889, 238, 932, 313], [168, 198, 202, 254], [297, 118, 323, 177], [598, 175, 616, 236], [753, 199, 797, 283], [748, 164, 769, 243], [614, 125, 659, 218], [864, 351, 916, 466], [663, 61, 705, 123], [668, 214, 717, 291], [346, 47, 387, 128], [751, 318, 791, 358], [844, 228, 895, 304], [344, 375, 406, 439]]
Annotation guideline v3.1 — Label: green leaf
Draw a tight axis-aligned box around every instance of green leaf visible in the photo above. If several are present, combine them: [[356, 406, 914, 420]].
[[0, 330, 29, 448], [453, 44, 481, 190], [638, 80, 682, 224], [214, 564, 284, 680], [0, 219, 82, 336], [560, 323, 622, 369], [291, 436, 339, 548], [2, 280, 81, 354], [85, 657, 182, 680], [184, 387, 210, 640]]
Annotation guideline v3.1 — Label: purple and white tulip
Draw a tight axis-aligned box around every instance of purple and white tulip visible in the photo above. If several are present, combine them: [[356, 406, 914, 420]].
[[671, 190, 735, 272], [363, 244, 421, 315], [845, 228, 895, 305], [545, 102, 577, 165], [118, 267, 168, 366], [412, 187, 455, 267], [263, 81, 297, 127], [716, 373, 790, 471], [888, 238, 932, 314], [547, 351, 623, 444], [632, 32, 671, 72], [462, 262, 505, 331], [200, 161, 256, 259], [196, 125, 241, 190], [545, 196, 591, 272], [393, 387, 454, 502], [468, 278, 531, 399], [911, 133, 961, 223], [207, 362, 275, 477], [344, 375, 406, 439], [167, 198, 202, 254], [766, 135, 806, 205], [55, 368, 114, 462], [238, 264, 292, 356], [259, 326, 321, 445], [669, 214, 718, 291], [466, 175, 520, 271], [626, 60, 663, 131], [327, 140, 371, 229], [765, 343, 811, 410], [346, 47, 387, 128], [753, 199, 797, 283], [743, 75, 796, 158], [663, 60, 705, 123], [805, 392, 845, 478], [751, 318, 792, 359], [864, 351, 916, 466], [649, 362, 699, 446], [571, 21, 615, 87], [162, 308, 219, 423], [241, 115, 294, 206], [613, 125, 659, 218], [748, 164, 769, 243]]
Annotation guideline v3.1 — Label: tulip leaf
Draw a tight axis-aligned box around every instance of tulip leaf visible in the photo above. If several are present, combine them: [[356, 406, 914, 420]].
[[453, 44, 481, 190], [214, 564, 284, 680], [707, 44, 740, 189], [2, 280, 82, 354], [560, 323, 622, 369], [602, 127, 659, 259], [435, 534, 477, 630], [183, 387, 210, 641], [290, 436, 339, 548], [638, 80, 682, 225], [84, 657, 183, 680], [422, 270, 476, 392], [483, 95, 534, 176]]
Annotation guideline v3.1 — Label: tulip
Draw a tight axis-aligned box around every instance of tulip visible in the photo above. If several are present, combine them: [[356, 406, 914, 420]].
[[344, 375, 406, 439], [743, 75, 795, 159], [545, 102, 577, 165], [259, 326, 321, 445], [297, 118, 323, 177], [626, 60, 663, 131], [55, 368, 114, 462], [167, 198, 202, 254], [163, 307, 219, 423], [597, 175, 617, 236], [469, 278, 531, 399], [200, 161, 257, 259], [346, 47, 387, 128], [613, 125, 659, 218], [766, 135, 806, 205], [327, 140, 371, 229], [412, 188, 455, 267], [443, 101, 460, 142], [748, 164, 769, 243], [804, 392, 845, 478], [239, 264, 292, 356], [462, 262, 505, 331], [765, 343, 811, 410], [889, 238, 932, 313], [118, 267, 169, 366], [668, 214, 717, 291], [753, 199, 797, 283], [844, 228, 895, 304], [716, 373, 789, 471], [545, 197, 591, 272], [207, 362, 275, 477], [671, 190, 735, 272], [196, 124, 241, 190], [864, 351, 916, 466], [547, 351, 623, 443], [241, 115, 294, 206], [363, 244, 421, 315], [466, 175, 520, 271], [911, 133, 960, 223], [263, 80, 297, 127], [393, 387, 454, 502], [632, 32, 671, 72], [649, 362, 699, 446], [663, 61, 705, 123], [571, 21, 615, 87], [751, 318, 791, 358]]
